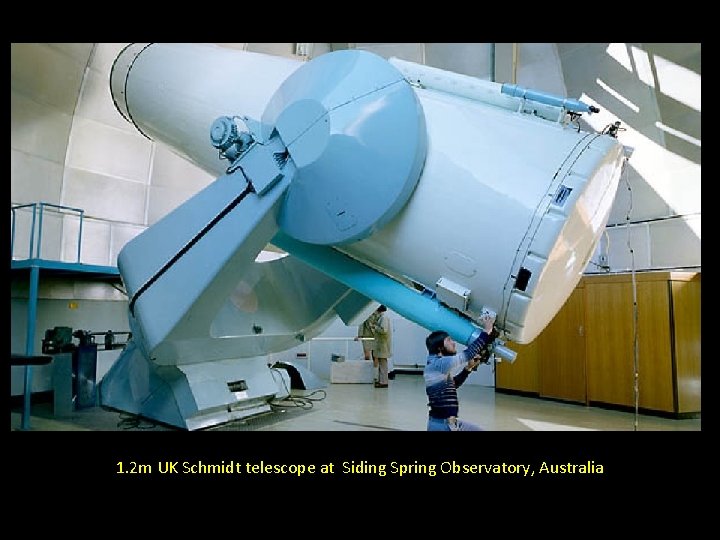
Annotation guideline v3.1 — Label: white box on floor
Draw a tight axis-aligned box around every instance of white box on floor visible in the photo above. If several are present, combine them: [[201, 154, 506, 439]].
[[331, 360, 374, 384]]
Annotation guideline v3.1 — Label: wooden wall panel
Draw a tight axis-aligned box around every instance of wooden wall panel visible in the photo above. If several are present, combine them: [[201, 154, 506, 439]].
[[538, 287, 586, 403], [636, 281, 674, 411], [495, 339, 538, 393], [672, 278, 701, 413], [585, 281, 636, 406], [497, 271, 700, 415]]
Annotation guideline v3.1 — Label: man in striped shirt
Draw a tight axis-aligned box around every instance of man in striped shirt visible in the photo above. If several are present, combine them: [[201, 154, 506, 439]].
[[424, 312, 497, 431]]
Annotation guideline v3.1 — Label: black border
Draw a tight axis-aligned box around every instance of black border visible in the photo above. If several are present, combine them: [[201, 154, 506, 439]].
[[9, 36, 707, 507]]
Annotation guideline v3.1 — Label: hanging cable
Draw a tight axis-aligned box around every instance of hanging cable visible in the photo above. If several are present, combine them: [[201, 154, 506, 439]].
[[621, 160, 639, 431]]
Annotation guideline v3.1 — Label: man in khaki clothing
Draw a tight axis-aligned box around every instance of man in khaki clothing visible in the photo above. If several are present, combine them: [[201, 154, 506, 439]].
[[356, 310, 379, 363], [369, 305, 392, 388]]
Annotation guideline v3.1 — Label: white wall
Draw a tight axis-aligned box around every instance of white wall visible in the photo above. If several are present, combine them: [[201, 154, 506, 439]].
[[11, 43, 92, 260], [64, 43, 217, 265], [354, 43, 493, 78], [555, 43, 701, 273]]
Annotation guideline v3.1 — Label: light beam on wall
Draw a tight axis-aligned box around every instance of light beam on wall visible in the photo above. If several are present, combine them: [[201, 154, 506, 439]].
[[606, 43, 633, 72], [630, 45, 655, 88], [653, 53, 701, 112], [655, 121, 701, 147], [580, 93, 701, 240], [596, 78, 640, 113], [606, 44, 701, 115]]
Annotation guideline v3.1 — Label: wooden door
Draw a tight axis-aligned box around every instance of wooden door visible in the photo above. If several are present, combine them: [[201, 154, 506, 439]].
[[636, 280, 674, 412], [585, 273, 675, 412], [585, 278, 636, 407], [538, 286, 586, 403], [495, 339, 539, 394], [672, 277, 701, 413]]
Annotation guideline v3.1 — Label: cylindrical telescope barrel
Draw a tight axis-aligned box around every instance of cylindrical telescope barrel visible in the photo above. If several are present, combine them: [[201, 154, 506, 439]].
[[111, 43, 625, 344], [111, 43, 303, 174], [343, 84, 624, 343]]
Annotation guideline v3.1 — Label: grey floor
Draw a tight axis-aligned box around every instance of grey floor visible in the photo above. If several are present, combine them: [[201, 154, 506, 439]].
[[10, 373, 701, 432]]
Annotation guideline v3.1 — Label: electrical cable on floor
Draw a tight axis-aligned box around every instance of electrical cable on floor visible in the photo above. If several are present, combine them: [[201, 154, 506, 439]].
[[117, 412, 159, 430], [269, 390, 328, 411], [268, 367, 327, 411]]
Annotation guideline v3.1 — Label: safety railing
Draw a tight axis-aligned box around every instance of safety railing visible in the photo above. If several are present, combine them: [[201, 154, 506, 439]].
[[10, 202, 85, 262]]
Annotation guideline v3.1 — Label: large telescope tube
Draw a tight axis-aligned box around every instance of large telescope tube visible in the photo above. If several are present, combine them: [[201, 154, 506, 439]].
[[111, 43, 626, 344]]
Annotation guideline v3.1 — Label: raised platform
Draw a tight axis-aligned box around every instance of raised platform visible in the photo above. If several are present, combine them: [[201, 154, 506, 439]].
[[11, 258, 120, 279]]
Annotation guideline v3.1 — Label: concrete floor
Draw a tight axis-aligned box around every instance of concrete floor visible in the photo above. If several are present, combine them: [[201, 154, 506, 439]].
[[10, 373, 701, 432]]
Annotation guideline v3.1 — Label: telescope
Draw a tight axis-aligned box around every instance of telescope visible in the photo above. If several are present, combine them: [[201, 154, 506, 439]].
[[100, 43, 627, 429]]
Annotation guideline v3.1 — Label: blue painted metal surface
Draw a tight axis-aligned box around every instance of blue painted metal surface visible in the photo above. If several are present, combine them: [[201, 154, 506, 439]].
[[117, 165, 294, 359], [21, 265, 40, 430], [11, 258, 120, 276], [28, 205, 37, 259], [272, 232, 481, 346], [262, 49, 427, 246], [501, 83, 597, 113]]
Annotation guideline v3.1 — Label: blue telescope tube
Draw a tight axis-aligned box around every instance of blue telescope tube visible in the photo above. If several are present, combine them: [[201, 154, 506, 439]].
[[271, 231, 483, 346], [501, 83, 599, 114]]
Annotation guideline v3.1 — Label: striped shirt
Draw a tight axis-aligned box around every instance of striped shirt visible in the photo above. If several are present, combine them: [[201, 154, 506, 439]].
[[424, 331, 492, 419]]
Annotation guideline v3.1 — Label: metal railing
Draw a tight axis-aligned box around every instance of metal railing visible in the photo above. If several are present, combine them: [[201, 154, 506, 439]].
[[10, 202, 85, 262]]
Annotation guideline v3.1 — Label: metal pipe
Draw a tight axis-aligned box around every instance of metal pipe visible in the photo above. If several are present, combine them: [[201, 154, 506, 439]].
[[272, 232, 482, 346], [36, 204, 45, 259], [11, 207, 16, 259], [392, 53, 597, 116], [28, 203, 37, 260], [490, 43, 495, 82], [501, 83, 598, 114], [388, 56, 564, 122], [29, 203, 85, 262], [36, 202, 84, 212], [21, 264, 40, 430], [77, 210, 84, 263]]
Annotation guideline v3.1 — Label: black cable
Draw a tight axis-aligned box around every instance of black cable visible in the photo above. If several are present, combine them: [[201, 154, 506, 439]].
[[268, 367, 327, 410], [269, 397, 314, 410], [116, 412, 159, 430], [300, 389, 327, 402], [268, 389, 327, 410]]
